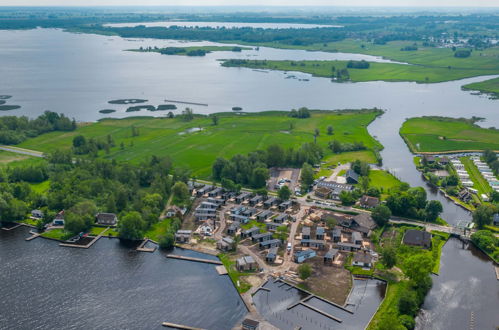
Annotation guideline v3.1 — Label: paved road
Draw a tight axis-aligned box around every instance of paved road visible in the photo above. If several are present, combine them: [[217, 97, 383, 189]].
[[0, 145, 44, 157]]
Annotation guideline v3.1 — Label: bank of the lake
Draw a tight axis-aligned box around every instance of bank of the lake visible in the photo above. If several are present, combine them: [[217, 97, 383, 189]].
[[0, 226, 247, 329], [129, 45, 252, 56], [462, 77, 499, 99]]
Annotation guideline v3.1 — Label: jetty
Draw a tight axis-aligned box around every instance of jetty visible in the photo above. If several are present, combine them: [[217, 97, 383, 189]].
[[495, 266, 499, 280], [59, 227, 109, 249], [25, 231, 41, 241], [166, 254, 222, 265], [136, 239, 156, 253], [162, 321, 205, 330], [215, 265, 228, 275], [1, 223, 22, 231], [164, 99, 208, 107]]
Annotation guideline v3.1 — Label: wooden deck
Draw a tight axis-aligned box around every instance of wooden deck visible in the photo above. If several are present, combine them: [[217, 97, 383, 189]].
[[136, 239, 157, 253], [166, 254, 222, 265], [162, 321, 205, 330]]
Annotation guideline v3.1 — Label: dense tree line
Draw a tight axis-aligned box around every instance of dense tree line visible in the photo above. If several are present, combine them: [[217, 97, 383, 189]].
[[386, 185, 443, 222], [0, 111, 76, 145], [212, 143, 322, 189], [346, 60, 370, 69], [329, 140, 367, 153]]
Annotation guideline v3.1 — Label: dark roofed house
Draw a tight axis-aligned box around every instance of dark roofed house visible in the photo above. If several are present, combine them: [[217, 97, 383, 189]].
[[403, 230, 432, 248], [332, 228, 342, 243], [314, 187, 332, 199], [302, 226, 311, 240], [324, 248, 339, 265], [346, 169, 359, 184], [174, 230, 192, 243], [340, 213, 376, 237], [227, 221, 240, 235], [235, 192, 251, 204], [198, 201, 218, 210], [423, 155, 435, 164], [259, 239, 281, 249], [217, 237, 235, 251], [236, 255, 257, 271], [252, 232, 273, 243], [208, 187, 223, 197], [300, 239, 326, 250], [294, 249, 316, 263], [256, 210, 272, 222], [493, 213, 499, 226], [337, 242, 361, 252], [241, 227, 260, 239], [352, 251, 373, 268], [242, 318, 259, 330], [242, 207, 258, 217], [352, 231, 363, 245], [266, 247, 278, 263], [316, 226, 325, 240], [266, 222, 284, 231], [31, 209, 43, 219], [249, 195, 264, 206], [264, 197, 279, 208], [279, 200, 292, 211], [230, 214, 249, 224], [274, 213, 288, 224], [439, 156, 450, 165], [316, 181, 354, 200], [96, 213, 118, 226], [359, 195, 380, 209]]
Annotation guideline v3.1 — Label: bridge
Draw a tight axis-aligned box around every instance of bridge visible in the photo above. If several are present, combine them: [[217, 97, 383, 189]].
[[389, 218, 475, 241]]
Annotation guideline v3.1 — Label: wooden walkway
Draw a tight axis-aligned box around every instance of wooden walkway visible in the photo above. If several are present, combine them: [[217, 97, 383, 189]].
[[495, 266, 499, 280], [215, 265, 228, 275], [136, 239, 157, 253], [1, 224, 22, 231], [59, 227, 109, 249], [166, 254, 222, 265], [25, 231, 41, 241], [162, 321, 205, 330]]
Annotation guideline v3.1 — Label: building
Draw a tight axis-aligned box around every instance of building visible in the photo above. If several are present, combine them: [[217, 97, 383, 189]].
[[208, 187, 223, 197], [256, 210, 273, 222], [316, 226, 325, 240], [249, 195, 264, 206], [217, 237, 235, 251], [273, 213, 288, 224], [332, 228, 342, 243], [302, 226, 311, 240], [195, 212, 217, 221], [403, 230, 432, 248], [174, 230, 192, 243], [207, 197, 225, 206], [252, 232, 273, 243], [423, 155, 435, 164], [166, 206, 184, 218], [259, 239, 281, 249], [52, 211, 65, 226], [199, 224, 213, 236], [294, 249, 316, 263], [241, 227, 260, 239], [316, 181, 354, 200], [95, 212, 118, 226], [339, 213, 376, 237], [264, 197, 279, 208], [235, 192, 251, 204], [242, 208, 258, 217], [352, 252, 373, 268], [314, 187, 332, 199], [236, 255, 257, 271], [196, 185, 213, 197], [31, 209, 43, 219], [337, 242, 361, 252], [300, 239, 326, 250], [352, 231, 363, 245], [266, 247, 278, 263], [494, 214, 499, 226], [324, 248, 339, 265], [346, 169, 359, 184], [230, 214, 249, 224], [266, 222, 281, 231], [242, 318, 259, 330], [359, 195, 380, 209], [198, 201, 218, 210], [278, 200, 292, 211], [439, 156, 450, 165], [227, 221, 240, 235]]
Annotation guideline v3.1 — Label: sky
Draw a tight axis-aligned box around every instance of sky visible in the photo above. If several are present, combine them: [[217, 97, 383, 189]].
[[0, 0, 498, 7]]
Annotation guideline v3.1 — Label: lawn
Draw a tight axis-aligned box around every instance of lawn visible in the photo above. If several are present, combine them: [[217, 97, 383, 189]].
[[366, 280, 406, 330], [30, 180, 50, 194], [241, 219, 267, 232], [0, 150, 31, 164], [462, 77, 499, 97], [430, 231, 450, 274], [323, 150, 378, 166], [218, 252, 253, 293], [460, 157, 492, 195], [88, 226, 108, 236], [369, 170, 401, 191], [143, 219, 173, 241], [41, 228, 72, 241], [18, 110, 382, 179], [400, 116, 499, 153]]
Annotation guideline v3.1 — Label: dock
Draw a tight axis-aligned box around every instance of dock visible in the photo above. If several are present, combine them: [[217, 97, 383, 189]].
[[162, 321, 205, 330], [495, 266, 499, 280], [215, 265, 228, 275], [59, 227, 109, 249], [136, 239, 157, 253], [25, 231, 41, 241], [164, 99, 208, 107], [300, 302, 343, 323], [166, 254, 222, 265], [2, 224, 22, 231]]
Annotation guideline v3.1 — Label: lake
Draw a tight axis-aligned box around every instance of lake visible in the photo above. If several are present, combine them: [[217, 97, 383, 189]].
[[0, 226, 247, 330], [1, 26, 498, 330]]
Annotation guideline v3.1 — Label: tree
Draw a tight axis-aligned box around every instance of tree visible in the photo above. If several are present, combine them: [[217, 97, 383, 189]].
[[300, 163, 314, 190], [376, 315, 405, 330], [324, 216, 337, 229], [398, 315, 415, 330], [371, 205, 391, 226], [266, 144, 285, 167], [424, 200, 443, 222], [381, 246, 397, 269], [339, 190, 356, 206], [298, 263, 312, 280], [159, 232, 175, 249], [172, 182, 190, 206], [472, 204, 495, 228], [404, 254, 433, 283], [359, 176, 370, 193], [212, 157, 228, 181], [327, 125, 333, 135], [278, 185, 292, 201], [211, 114, 219, 126], [398, 290, 418, 316], [118, 211, 145, 240], [251, 167, 269, 189], [182, 107, 194, 121], [64, 213, 90, 235]]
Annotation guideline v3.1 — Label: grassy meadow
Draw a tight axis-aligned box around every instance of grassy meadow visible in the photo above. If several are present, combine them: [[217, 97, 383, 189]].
[[462, 77, 499, 97], [17, 110, 382, 178], [400, 117, 499, 153]]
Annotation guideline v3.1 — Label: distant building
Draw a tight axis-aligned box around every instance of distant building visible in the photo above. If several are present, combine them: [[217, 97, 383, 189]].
[[302, 226, 311, 240], [236, 255, 257, 271], [346, 170, 359, 184], [324, 248, 339, 265], [300, 239, 326, 250], [52, 211, 65, 226], [314, 187, 332, 199], [264, 197, 279, 208], [278, 200, 292, 211], [242, 318, 259, 330], [256, 210, 273, 222], [331, 228, 342, 243], [95, 213, 118, 226], [273, 213, 288, 224], [494, 214, 499, 226], [352, 251, 373, 268], [241, 227, 260, 239], [31, 209, 43, 219], [217, 237, 235, 251], [336, 242, 361, 252], [235, 192, 251, 204], [294, 249, 316, 263], [402, 229, 432, 249], [174, 230, 192, 243], [316, 226, 325, 240], [423, 155, 435, 164], [316, 181, 354, 200], [359, 195, 380, 209], [227, 221, 240, 235], [352, 231, 363, 245], [266, 247, 278, 263], [252, 232, 273, 243], [259, 239, 281, 249]]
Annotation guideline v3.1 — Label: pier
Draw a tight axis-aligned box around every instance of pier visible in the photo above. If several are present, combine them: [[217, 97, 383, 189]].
[[166, 254, 222, 265], [162, 321, 205, 330], [1, 224, 22, 231], [25, 231, 41, 241], [59, 227, 109, 249], [136, 239, 157, 253], [164, 99, 208, 107]]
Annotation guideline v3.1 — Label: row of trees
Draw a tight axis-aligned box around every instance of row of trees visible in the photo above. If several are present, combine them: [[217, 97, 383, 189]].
[[0, 111, 76, 144], [329, 140, 367, 154]]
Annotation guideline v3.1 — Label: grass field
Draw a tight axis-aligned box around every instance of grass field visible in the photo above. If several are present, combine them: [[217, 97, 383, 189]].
[[323, 150, 378, 166], [460, 157, 492, 195], [143, 219, 172, 241], [218, 252, 253, 293], [222, 59, 499, 84], [400, 117, 499, 153], [369, 170, 401, 191], [0, 150, 31, 165], [462, 77, 499, 98], [18, 110, 382, 178], [41, 228, 72, 241], [30, 180, 50, 194]]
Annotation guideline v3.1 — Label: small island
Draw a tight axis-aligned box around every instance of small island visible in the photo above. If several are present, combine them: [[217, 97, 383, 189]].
[[0, 105, 21, 111], [130, 45, 251, 57], [108, 99, 148, 105], [99, 109, 116, 114]]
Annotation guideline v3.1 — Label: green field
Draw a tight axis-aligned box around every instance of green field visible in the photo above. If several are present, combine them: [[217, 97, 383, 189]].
[[462, 77, 499, 98], [400, 117, 499, 153], [222, 59, 499, 84], [41, 228, 72, 241], [460, 157, 492, 195], [18, 110, 382, 178], [143, 219, 173, 242], [369, 170, 401, 191], [0, 150, 32, 165]]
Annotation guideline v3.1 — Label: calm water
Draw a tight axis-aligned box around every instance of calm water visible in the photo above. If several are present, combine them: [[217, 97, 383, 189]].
[[1, 27, 499, 329], [105, 21, 343, 29], [0, 227, 246, 330]]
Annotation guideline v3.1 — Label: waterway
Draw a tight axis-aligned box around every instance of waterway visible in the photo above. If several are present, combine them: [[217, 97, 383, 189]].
[[1, 26, 498, 329], [0, 226, 247, 329]]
